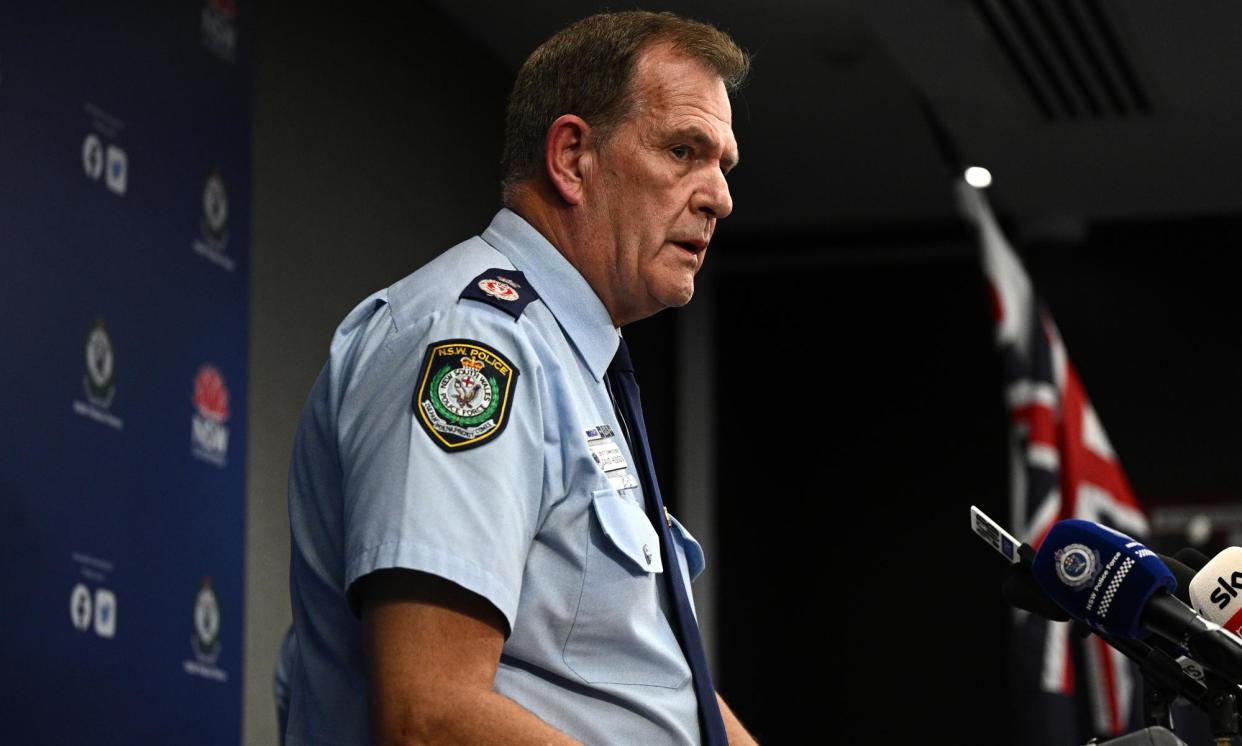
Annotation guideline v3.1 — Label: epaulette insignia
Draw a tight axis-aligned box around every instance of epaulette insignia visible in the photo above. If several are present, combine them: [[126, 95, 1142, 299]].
[[459, 269, 539, 321], [413, 339, 519, 452]]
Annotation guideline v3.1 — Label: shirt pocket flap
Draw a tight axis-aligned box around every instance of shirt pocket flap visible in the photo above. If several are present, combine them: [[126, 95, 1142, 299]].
[[590, 488, 663, 574], [667, 513, 706, 582]]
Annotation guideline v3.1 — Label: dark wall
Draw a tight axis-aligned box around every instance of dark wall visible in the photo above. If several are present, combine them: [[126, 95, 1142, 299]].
[[1024, 217, 1242, 509], [710, 243, 1012, 740], [249, 3, 511, 742]]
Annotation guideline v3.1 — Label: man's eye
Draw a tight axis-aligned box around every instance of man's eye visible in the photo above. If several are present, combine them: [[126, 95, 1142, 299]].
[[671, 145, 691, 160]]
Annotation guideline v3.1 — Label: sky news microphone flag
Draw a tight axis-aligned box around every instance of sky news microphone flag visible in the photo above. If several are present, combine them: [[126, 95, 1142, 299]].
[[957, 180, 1151, 742], [1188, 547, 1242, 636]]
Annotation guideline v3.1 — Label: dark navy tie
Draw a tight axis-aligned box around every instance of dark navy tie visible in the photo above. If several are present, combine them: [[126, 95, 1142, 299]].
[[606, 337, 728, 746]]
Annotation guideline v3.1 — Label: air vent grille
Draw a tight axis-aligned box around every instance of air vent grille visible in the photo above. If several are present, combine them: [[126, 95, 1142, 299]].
[[970, 0, 1151, 121]]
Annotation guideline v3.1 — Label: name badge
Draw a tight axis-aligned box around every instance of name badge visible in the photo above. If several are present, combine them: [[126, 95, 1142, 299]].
[[585, 424, 638, 491], [589, 440, 628, 472]]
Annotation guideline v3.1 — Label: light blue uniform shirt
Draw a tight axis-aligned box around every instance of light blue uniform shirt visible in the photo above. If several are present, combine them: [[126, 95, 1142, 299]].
[[285, 209, 707, 745]]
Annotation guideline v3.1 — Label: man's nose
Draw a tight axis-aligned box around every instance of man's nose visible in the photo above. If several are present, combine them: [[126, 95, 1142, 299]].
[[692, 168, 733, 221]]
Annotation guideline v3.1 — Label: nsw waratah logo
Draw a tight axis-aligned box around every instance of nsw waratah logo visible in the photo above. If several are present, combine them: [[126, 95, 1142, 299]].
[[191, 365, 230, 466]]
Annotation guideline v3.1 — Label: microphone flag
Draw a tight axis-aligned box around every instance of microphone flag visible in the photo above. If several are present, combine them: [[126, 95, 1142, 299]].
[[1188, 547, 1242, 637], [1031, 519, 1175, 639]]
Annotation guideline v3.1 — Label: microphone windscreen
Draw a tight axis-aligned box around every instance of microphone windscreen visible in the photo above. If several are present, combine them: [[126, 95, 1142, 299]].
[[1032, 520, 1176, 639], [1188, 547, 1242, 637], [1175, 547, 1211, 572], [1156, 553, 1197, 605], [1001, 563, 1071, 622]]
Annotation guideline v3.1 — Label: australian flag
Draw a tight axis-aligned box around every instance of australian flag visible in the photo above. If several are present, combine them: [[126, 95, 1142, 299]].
[[957, 180, 1150, 743]]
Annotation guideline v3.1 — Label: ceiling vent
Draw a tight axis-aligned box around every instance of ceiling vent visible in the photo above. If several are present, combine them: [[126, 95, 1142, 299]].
[[969, 0, 1151, 121]]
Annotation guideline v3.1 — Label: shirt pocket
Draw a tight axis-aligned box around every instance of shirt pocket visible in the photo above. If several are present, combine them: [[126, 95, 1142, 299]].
[[562, 488, 691, 689], [666, 513, 706, 618]]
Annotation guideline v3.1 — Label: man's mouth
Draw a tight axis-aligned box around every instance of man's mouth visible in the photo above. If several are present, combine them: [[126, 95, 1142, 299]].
[[671, 239, 707, 254]]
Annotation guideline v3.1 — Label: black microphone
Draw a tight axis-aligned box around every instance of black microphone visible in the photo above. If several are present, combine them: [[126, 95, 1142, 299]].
[[1160, 552, 1199, 607], [1176, 547, 1211, 572], [1001, 561, 1070, 621], [984, 526, 1216, 712], [1032, 519, 1242, 685], [969, 509, 1238, 733]]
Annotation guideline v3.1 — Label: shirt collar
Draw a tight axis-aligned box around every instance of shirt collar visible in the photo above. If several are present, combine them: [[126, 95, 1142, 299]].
[[481, 208, 619, 380]]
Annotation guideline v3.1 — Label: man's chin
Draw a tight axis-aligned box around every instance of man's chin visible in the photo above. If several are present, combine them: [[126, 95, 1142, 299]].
[[653, 282, 695, 310]]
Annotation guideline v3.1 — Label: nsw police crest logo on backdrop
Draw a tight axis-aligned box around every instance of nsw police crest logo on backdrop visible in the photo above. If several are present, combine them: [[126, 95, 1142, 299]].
[[202, 170, 229, 244], [73, 317, 125, 430], [83, 318, 116, 408], [193, 577, 221, 664], [413, 340, 518, 451], [193, 168, 234, 271], [183, 575, 228, 682]]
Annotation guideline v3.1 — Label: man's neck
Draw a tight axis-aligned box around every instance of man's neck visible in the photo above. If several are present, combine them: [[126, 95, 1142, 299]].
[[507, 185, 625, 326]]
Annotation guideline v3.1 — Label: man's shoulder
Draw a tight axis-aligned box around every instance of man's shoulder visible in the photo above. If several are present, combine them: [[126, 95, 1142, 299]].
[[325, 230, 560, 395], [341, 234, 554, 363], [386, 235, 540, 324], [330, 236, 509, 343], [386, 235, 508, 325]]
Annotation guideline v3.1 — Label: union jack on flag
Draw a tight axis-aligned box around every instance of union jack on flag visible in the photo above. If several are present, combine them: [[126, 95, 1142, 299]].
[[957, 180, 1149, 742]]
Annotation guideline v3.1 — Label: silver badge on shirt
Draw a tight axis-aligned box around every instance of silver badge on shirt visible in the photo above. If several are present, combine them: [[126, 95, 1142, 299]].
[[585, 425, 640, 491]]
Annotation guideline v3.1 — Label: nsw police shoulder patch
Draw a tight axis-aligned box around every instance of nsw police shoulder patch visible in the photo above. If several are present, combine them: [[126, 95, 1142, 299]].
[[413, 339, 519, 452]]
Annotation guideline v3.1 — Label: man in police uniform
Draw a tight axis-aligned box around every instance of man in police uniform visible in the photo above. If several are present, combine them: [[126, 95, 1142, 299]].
[[285, 11, 757, 745]]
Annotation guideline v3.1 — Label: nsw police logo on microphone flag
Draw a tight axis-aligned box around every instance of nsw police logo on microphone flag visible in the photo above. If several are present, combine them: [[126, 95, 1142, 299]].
[[1054, 543, 1099, 590], [414, 339, 518, 452]]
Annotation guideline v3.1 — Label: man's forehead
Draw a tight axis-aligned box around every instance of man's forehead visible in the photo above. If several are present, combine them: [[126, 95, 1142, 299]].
[[635, 46, 729, 106], [632, 45, 737, 144]]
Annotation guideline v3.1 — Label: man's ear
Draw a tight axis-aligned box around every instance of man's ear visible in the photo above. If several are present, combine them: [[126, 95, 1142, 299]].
[[544, 114, 591, 206]]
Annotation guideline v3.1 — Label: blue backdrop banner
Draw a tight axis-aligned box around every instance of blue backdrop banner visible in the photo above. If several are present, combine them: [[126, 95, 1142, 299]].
[[0, 2, 250, 742]]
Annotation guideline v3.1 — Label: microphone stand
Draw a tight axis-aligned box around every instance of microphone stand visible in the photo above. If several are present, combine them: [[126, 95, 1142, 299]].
[[1094, 629, 1197, 731], [1198, 666, 1240, 746], [1095, 628, 1239, 743]]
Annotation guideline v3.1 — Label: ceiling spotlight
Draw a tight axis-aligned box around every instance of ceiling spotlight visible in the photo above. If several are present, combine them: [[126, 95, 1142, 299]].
[[964, 166, 992, 188]]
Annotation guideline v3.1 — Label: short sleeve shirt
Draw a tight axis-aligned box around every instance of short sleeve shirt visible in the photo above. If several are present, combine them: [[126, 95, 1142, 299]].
[[284, 209, 707, 745]]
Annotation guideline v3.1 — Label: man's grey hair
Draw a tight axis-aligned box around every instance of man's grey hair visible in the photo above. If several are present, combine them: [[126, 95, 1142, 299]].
[[500, 10, 749, 205]]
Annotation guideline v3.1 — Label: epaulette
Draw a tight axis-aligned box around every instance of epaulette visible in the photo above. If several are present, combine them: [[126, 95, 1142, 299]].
[[459, 268, 539, 321]]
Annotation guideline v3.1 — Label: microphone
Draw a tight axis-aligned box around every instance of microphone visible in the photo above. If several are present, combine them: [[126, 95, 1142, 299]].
[[1188, 547, 1242, 639], [1031, 519, 1175, 638], [1003, 552, 1195, 628], [1176, 547, 1211, 572], [968, 509, 1237, 732], [1161, 553, 1200, 607], [1001, 562, 1070, 622], [1033, 520, 1242, 683], [970, 508, 1201, 633]]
